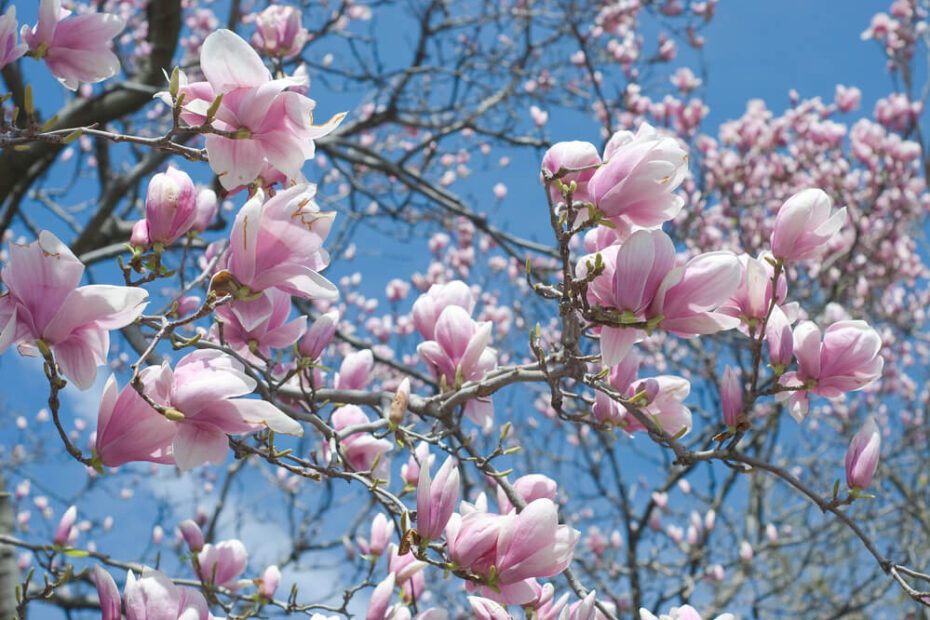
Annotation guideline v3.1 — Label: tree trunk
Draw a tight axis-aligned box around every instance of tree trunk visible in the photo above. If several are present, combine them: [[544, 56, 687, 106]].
[[0, 473, 18, 619]]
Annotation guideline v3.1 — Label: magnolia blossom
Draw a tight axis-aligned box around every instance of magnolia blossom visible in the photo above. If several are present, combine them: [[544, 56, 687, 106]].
[[94, 349, 303, 470], [197, 539, 248, 588], [640, 605, 734, 620], [123, 567, 214, 620], [224, 183, 338, 326], [718, 253, 795, 332], [164, 29, 344, 189], [387, 543, 427, 599], [0, 231, 148, 389], [358, 513, 394, 557], [845, 416, 881, 490], [720, 366, 742, 428], [418, 305, 497, 428], [468, 597, 511, 620], [131, 167, 198, 247], [589, 123, 688, 228], [540, 141, 602, 205], [412, 280, 475, 339], [778, 320, 884, 421], [0, 7, 26, 70], [496, 474, 558, 514], [22, 0, 125, 90], [578, 229, 740, 365], [335, 349, 374, 390], [770, 189, 847, 262], [213, 289, 307, 364], [446, 498, 579, 605], [191, 188, 219, 233], [563, 591, 615, 620], [251, 5, 308, 59], [416, 455, 460, 541], [299, 310, 340, 360], [366, 573, 395, 620], [328, 405, 392, 478], [592, 355, 693, 437]]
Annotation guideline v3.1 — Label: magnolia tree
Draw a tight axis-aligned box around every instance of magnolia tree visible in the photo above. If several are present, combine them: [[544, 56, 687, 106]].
[[0, 0, 928, 618]]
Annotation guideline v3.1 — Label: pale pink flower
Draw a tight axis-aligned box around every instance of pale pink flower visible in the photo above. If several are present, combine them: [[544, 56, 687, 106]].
[[540, 141, 602, 205], [329, 405, 392, 478], [251, 5, 308, 59], [226, 184, 338, 324], [165, 29, 344, 189], [191, 188, 219, 233], [335, 349, 374, 390], [53, 506, 76, 546], [412, 280, 475, 339], [0, 7, 26, 70], [468, 596, 511, 620], [92, 566, 121, 620], [22, 0, 125, 90], [720, 366, 742, 428], [124, 567, 212, 620], [589, 123, 688, 228], [94, 349, 303, 470], [778, 320, 883, 422], [132, 166, 199, 247], [366, 573, 395, 620], [359, 512, 394, 557], [213, 289, 307, 364], [0, 231, 148, 389], [496, 474, 557, 514], [417, 305, 497, 428], [770, 189, 847, 262], [198, 539, 248, 588], [259, 565, 281, 600], [178, 519, 204, 552], [835, 85, 861, 113], [416, 455, 460, 541], [718, 253, 792, 333], [298, 310, 340, 360], [845, 416, 881, 490]]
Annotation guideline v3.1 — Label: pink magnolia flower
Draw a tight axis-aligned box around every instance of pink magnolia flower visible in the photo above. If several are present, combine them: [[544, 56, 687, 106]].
[[22, 0, 125, 90], [778, 320, 883, 422], [418, 305, 497, 428], [417, 455, 460, 541], [358, 512, 394, 557], [401, 441, 433, 486], [845, 416, 881, 490], [718, 253, 794, 333], [592, 351, 693, 437], [412, 280, 475, 339], [765, 304, 794, 369], [387, 544, 426, 600], [251, 5, 308, 59], [0, 7, 26, 70], [366, 573, 395, 620], [640, 605, 734, 620], [124, 567, 213, 620], [298, 310, 340, 360], [53, 505, 76, 546], [259, 565, 281, 600], [720, 366, 742, 428], [329, 405, 392, 478], [491, 498, 579, 604], [496, 474, 558, 514], [93, 566, 121, 620], [540, 141, 602, 205], [835, 84, 862, 113], [131, 167, 198, 248], [191, 188, 219, 233], [178, 519, 205, 552], [563, 591, 614, 620], [198, 539, 248, 588], [165, 29, 344, 189], [468, 596, 511, 620], [578, 230, 740, 365], [589, 123, 689, 228], [213, 289, 307, 364], [335, 349, 374, 390], [770, 189, 847, 262], [225, 184, 338, 324], [0, 231, 149, 389], [446, 511, 504, 583], [94, 349, 303, 470]]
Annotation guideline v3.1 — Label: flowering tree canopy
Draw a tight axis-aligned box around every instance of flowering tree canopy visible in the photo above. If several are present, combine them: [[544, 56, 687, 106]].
[[1, 0, 929, 619]]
